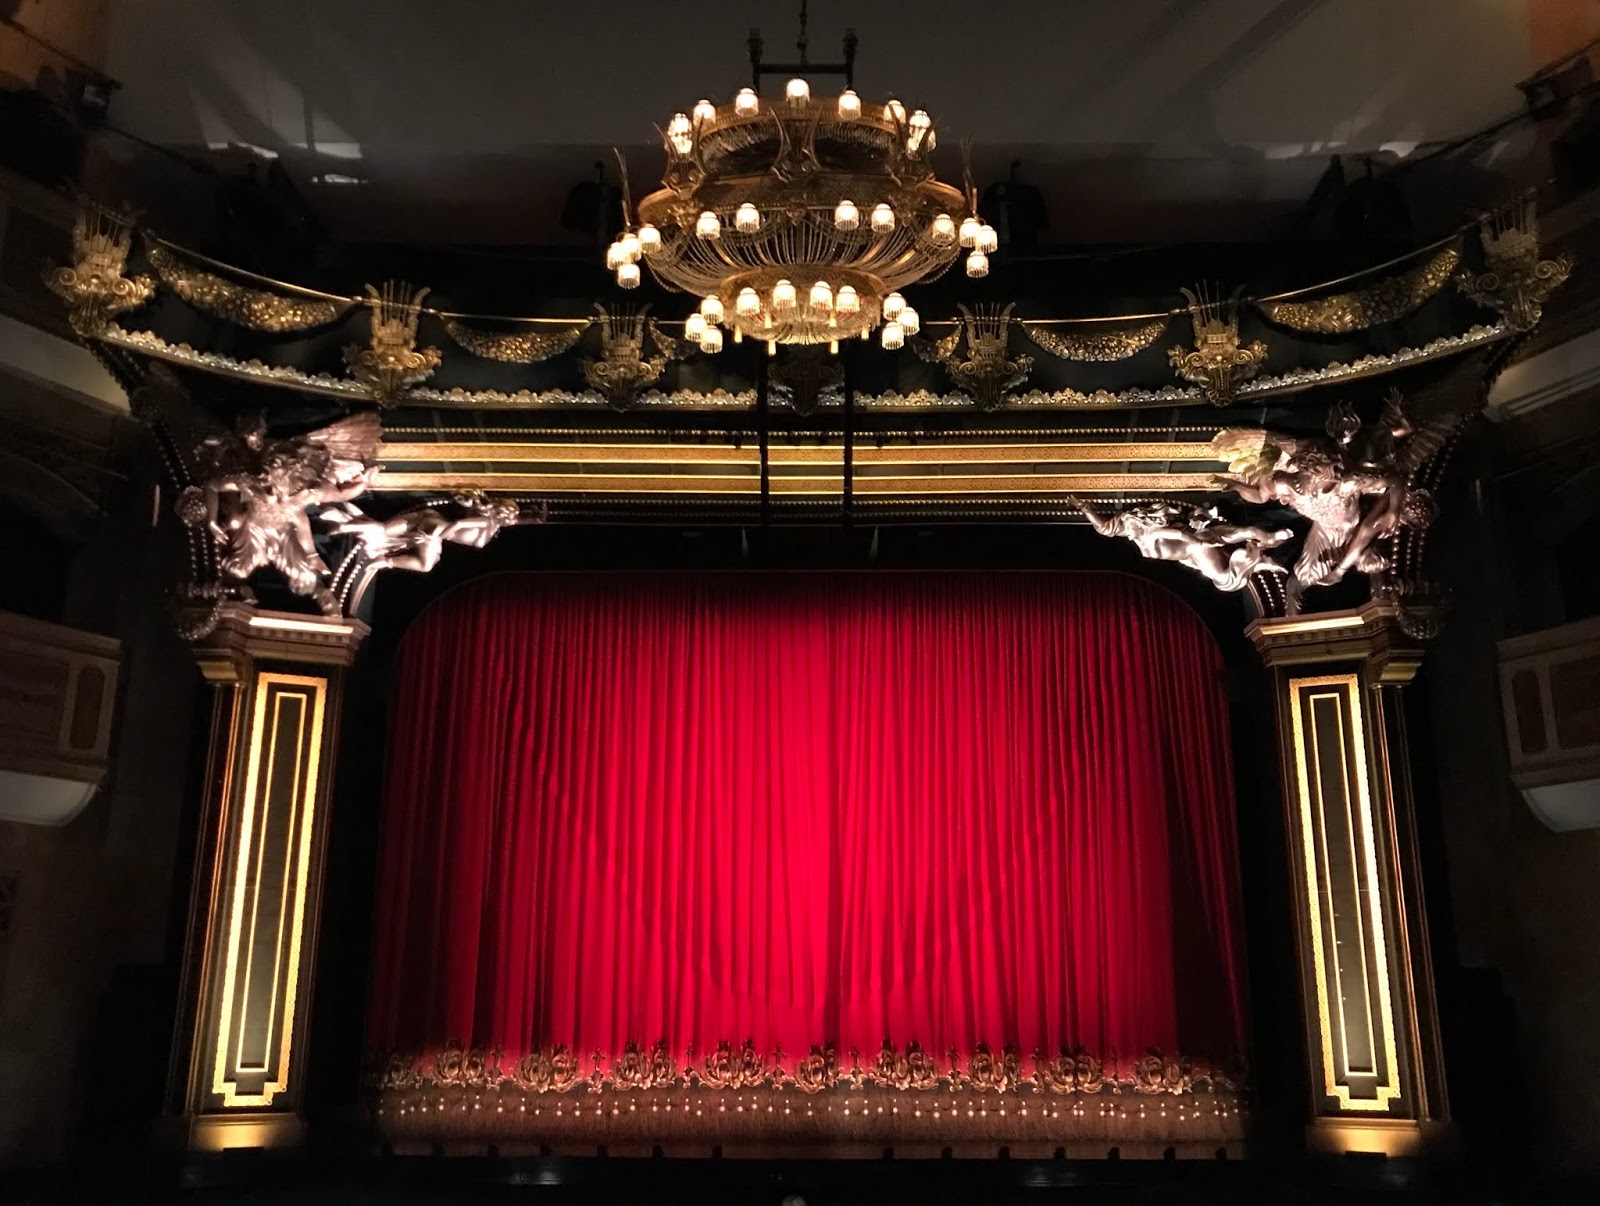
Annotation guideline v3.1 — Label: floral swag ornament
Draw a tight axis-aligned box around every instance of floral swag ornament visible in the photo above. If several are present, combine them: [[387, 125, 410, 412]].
[[376, 1038, 1240, 1097]]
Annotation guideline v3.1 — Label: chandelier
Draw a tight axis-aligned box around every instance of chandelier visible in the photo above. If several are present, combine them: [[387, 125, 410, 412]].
[[605, 12, 996, 354]]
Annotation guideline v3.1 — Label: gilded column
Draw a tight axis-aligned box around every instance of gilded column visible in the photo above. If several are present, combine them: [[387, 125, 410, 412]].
[[168, 603, 367, 1152], [1248, 601, 1450, 1157]]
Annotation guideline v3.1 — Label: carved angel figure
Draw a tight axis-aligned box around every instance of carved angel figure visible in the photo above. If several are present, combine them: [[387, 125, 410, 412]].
[[323, 491, 532, 609], [177, 413, 381, 613], [1212, 392, 1452, 610], [1070, 496, 1292, 592]]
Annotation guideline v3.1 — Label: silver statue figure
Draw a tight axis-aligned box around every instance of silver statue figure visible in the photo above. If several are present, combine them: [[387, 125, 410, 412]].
[[1212, 392, 1453, 609], [322, 492, 532, 609], [1070, 496, 1292, 592], [177, 412, 381, 613]]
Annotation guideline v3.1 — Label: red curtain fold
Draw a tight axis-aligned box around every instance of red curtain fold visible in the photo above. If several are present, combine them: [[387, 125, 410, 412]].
[[367, 571, 1247, 1072]]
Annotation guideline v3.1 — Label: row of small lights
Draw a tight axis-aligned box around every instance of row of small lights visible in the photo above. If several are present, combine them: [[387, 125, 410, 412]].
[[385, 1091, 1242, 1125]]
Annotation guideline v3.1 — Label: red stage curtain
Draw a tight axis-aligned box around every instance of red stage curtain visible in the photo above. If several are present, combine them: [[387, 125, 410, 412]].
[[368, 572, 1247, 1072]]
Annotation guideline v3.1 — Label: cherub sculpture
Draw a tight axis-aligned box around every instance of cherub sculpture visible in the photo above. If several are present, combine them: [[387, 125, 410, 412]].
[[322, 491, 536, 609], [1212, 391, 1454, 610], [177, 412, 381, 613], [1070, 496, 1292, 592]]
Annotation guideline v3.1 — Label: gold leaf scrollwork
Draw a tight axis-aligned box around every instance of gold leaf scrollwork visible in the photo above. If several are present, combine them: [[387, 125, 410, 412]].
[[1168, 287, 1267, 406], [510, 1045, 581, 1093], [962, 1041, 1023, 1093], [871, 1039, 940, 1090], [44, 202, 155, 336], [790, 1044, 840, 1094], [441, 316, 590, 364], [433, 1040, 503, 1088], [342, 281, 443, 404], [608, 1039, 677, 1090], [380, 1051, 423, 1091], [695, 1039, 767, 1089], [1131, 1048, 1195, 1095], [1455, 201, 1573, 333], [1033, 1046, 1107, 1095], [1022, 317, 1167, 362], [145, 241, 353, 332], [1256, 245, 1461, 334]]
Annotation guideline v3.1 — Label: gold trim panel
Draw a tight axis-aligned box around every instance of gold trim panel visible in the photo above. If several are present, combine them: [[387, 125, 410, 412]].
[[378, 441, 1222, 465], [211, 672, 328, 1109], [1287, 673, 1403, 1114], [369, 471, 1219, 495]]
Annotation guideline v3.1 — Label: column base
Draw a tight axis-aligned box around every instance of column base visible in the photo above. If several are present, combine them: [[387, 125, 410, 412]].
[[1307, 1117, 1458, 1159], [186, 1111, 306, 1152]]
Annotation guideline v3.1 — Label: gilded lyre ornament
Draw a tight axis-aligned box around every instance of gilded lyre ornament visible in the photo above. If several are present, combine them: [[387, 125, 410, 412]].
[[342, 282, 441, 403], [581, 304, 673, 409], [1168, 287, 1267, 406], [441, 315, 590, 363], [914, 303, 1032, 409], [1021, 316, 1167, 362], [145, 240, 352, 332], [1069, 495, 1292, 592], [1213, 390, 1456, 612], [44, 202, 154, 336], [1258, 244, 1461, 334], [1455, 200, 1573, 332], [175, 412, 382, 615]]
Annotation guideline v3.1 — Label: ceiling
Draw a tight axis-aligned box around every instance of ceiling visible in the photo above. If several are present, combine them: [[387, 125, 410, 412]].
[[95, 0, 1549, 244]]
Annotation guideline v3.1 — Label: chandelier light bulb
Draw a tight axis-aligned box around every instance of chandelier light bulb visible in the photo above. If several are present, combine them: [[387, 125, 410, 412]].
[[958, 216, 981, 249], [772, 278, 797, 312], [616, 261, 641, 289], [693, 98, 717, 126], [837, 89, 861, 119], [870, 203, 895, 234], [685, 312, 707, 340], [619, 230, 642, 261], [880, 320, 905, 351], [834, 199, 860, 231], [809, 279, 833, 312], [735, 202, 761, 233], [835, 284, 860, 315], [930, 213, 957, 246], [700, 326, 723, 354], [734, 87, 759, 116], [667, 111, 694, 154], [884, 98, 906, 124], [899, 305, 920, 336], [966, 250, 989, 278], [907, 109, 932, 151], [637, 223, 661, 254], [605, 240, 628, 270], [736, 286, 761, 317], [977, 223, 999, 254], [786, 77, 810, 106], [695, 209, 721, 239], [700, 294, 724, 324], [882, 291, 906, 321]]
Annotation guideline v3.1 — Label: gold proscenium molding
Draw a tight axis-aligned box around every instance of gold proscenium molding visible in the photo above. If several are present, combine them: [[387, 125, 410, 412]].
[[372, 439, 1224, 497], [171, 604, 366, 1152], [1288, 673, 1402, 1113], [211, 671, 327, 1108], [1248, 602, 1450, 1156]]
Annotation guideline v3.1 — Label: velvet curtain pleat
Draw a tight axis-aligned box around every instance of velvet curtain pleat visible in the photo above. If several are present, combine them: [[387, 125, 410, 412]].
[[367, 572, 1247, 1071]]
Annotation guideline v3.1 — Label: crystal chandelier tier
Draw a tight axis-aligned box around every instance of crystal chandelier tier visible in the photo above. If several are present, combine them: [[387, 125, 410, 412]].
[[605, 16, 995, 353]]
